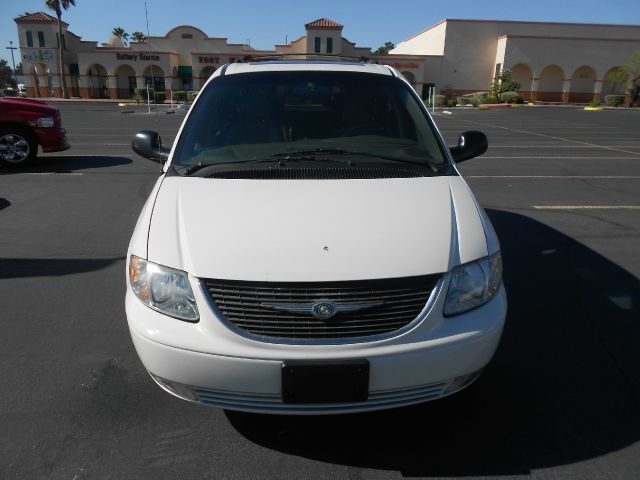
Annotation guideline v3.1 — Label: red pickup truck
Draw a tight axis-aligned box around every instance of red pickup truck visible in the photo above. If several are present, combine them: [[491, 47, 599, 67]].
[[0, 97, 69, 166]]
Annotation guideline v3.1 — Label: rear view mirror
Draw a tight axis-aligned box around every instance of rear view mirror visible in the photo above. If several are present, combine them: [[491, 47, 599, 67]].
[[132, 130, 170, 163], [449, 131, 488, 163]]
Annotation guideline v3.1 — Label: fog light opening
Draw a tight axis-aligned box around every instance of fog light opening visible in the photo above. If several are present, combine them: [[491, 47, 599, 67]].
[[148, 372, 197, 401], [444, 369, 483, 395]]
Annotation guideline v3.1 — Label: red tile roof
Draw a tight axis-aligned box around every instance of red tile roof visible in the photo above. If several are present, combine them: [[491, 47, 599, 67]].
[[14, 11, 68, 26], [305, 18, 343, 30]]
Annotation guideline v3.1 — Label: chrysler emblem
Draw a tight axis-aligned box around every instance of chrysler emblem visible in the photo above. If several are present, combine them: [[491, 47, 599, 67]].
[[312, 301, 337, 319], [260, 299, 384, 320]]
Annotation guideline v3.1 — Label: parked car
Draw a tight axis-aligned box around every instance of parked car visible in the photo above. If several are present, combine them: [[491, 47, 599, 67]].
[[0, 97, 69, 165], [127, 59, 506, 414]]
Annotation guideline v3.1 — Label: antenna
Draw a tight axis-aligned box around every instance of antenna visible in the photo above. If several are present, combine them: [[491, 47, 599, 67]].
[[144, 1, 163, 171]]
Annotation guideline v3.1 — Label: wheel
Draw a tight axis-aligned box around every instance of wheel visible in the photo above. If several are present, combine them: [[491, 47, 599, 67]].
[[0, 127, 38, 166]]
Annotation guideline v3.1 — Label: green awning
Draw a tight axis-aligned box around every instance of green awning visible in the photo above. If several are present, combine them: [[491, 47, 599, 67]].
[[177, 66, 192, 77]]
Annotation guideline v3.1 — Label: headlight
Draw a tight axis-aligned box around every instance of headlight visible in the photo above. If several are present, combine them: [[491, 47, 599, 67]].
[[36, 117, 55, 128], [128, 255, 199, 321], [444, 251, 502, 316]]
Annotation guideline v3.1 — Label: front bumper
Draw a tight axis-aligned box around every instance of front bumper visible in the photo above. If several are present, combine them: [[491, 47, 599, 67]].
[[126, 281, 507, 414], [35, 127, 70, 153]]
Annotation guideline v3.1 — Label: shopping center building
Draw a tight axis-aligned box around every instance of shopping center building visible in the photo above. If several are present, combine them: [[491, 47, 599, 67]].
[[14, 12, 640, 102]]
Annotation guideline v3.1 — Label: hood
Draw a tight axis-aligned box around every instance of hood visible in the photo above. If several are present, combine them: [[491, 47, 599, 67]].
[[0, 97, 57, 115], [147, 176, 489, 282]]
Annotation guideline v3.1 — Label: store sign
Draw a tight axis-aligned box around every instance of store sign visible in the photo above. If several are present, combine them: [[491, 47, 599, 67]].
[[198, 56, 220, 64], [386, 63, 419, 69], [116, 52, 161, 62], [22, 50, 54, 63]]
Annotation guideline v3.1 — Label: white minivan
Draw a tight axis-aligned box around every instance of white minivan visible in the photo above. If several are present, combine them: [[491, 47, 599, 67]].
[[127, 59, 506, 414]]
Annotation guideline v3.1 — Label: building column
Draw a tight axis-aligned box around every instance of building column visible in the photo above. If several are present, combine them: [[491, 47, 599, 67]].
[[530, 77, 539, 102], [561, 78, 571, 103], [593, 80, 603, 103]]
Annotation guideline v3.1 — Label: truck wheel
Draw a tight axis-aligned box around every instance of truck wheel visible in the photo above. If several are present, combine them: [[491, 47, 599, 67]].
[[0, 127, 38, 166]]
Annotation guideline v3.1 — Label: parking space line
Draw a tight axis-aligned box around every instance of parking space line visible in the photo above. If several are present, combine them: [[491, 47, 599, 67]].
[[12, 172, 84, 176], [468, 175, 640, 179], [449, 118, 640, 157], [533, 205, 640, 210]]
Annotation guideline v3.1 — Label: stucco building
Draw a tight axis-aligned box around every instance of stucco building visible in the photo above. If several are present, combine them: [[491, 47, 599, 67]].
[[392, 19, 640, 102], [14, 13, 640, 102]]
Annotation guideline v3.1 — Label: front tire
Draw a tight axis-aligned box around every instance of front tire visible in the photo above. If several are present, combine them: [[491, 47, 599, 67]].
[[0, 127, 38, 166]]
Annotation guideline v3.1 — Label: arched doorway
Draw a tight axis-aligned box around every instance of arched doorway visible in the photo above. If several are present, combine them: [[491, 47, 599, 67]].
[[115, 64, 137, 99], [86, 64, 109, 98], [197, 66, 217, 90], [602, 67, 625, 97], [510, 63, 533, 101], [538, 65, 564, 102], [143, 65, 165, 93], [401, 71, 416, 87], [569, 66, 597, 103]]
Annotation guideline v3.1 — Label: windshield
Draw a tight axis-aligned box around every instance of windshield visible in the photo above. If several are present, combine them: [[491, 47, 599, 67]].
[[170, 70, 449, 172]]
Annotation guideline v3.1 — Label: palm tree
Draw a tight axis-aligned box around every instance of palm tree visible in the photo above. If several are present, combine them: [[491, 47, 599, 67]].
[[112, 27, 129, 46], [44, 0, 76, 99], [131, 31, 146, 43]]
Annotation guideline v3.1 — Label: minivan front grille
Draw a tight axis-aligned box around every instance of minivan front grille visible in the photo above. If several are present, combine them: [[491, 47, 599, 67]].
[[202, 275, 440, 341], [208, 167, 426, 180]]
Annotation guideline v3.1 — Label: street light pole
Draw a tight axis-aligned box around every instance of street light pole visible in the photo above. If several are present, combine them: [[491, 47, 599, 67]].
[[6, 41, 19, 87]]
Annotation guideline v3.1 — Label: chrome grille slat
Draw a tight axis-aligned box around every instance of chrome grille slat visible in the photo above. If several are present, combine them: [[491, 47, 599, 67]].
[[203, 275, 440, 340]]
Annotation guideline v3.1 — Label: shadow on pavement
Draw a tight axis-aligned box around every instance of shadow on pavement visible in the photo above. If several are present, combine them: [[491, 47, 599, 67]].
[[226, 209, 640, 476], [0, 155, 132, 174], [0, 198, 10, 210], [0, 257, 125, 279]]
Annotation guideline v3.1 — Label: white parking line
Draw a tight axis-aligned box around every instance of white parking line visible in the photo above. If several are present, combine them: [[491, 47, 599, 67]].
[[533, 205, 640, 210], [450, 118, 640, 157], [13, 172, 84, 176], [468, 175, 640, 179]]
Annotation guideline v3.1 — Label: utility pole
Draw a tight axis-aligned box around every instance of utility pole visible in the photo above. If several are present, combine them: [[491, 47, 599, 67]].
[[5, 40, 18, 87]]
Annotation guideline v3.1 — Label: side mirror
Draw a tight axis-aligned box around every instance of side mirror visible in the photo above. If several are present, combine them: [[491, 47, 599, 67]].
[[132, 130, 170, 163], [449, 130, 488, 163]]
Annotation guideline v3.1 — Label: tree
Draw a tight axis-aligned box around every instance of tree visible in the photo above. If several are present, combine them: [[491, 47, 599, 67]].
[[15, 63, 23, 75], [0, 59, 17, 89], [131, 31, 146, 43], [608, 52, 640, 107], [112, 27, 129, 46], [45, 0, 76, 99], [490, 69, 520, 102], [373, 42, 395, 55]]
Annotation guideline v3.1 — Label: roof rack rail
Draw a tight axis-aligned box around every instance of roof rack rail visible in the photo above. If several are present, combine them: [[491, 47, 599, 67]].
[[235, 53, 379, 64]]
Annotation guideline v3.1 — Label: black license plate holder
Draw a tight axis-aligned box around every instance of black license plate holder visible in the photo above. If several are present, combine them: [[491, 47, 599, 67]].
[[281, 359, 369, 404]]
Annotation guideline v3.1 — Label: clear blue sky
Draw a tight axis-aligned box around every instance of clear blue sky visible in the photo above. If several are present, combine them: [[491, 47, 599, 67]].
[[2, 0, 639, 67]]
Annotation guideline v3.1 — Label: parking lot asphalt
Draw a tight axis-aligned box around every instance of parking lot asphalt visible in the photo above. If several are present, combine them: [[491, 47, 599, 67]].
[[1, 104, 639, 479]]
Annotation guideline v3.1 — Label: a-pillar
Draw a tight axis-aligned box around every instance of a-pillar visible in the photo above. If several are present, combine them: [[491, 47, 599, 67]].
[[593, 80, 603, 103], [529, 77, 539, 102], [561, 78, 572, 103]]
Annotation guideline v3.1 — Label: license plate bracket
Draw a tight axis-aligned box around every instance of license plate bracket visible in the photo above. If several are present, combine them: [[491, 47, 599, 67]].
[[281, 360, 369, 404]]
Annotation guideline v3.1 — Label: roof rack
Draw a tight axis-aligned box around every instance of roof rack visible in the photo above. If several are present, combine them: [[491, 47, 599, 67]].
[[235, 53, 380, 64]]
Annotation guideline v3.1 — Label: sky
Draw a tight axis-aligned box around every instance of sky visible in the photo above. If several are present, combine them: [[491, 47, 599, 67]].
[[2, 0, 640, 67]]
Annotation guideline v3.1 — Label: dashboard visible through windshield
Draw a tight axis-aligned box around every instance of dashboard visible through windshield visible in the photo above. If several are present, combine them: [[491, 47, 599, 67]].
[[170, 70, 450, 176]]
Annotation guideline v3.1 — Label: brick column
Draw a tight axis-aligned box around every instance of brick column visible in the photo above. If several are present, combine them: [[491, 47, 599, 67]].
[[561, 78, 572, 103]]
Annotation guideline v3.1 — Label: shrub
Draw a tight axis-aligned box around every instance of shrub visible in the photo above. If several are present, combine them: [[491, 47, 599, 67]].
[[172, 90, 186, 102], [589, 100, 601, 107], [447, 99, 457, 107], [187, 91, 199, 102], [133, 87, 147, 103], [470, 92, 489, 107], [605, 94, 625, 107], [154, 92, 166, 104], [480, 96, 500, 104], [502, 91, 523, 104], [457, 96, 473, 106], [434, 94, 447, 107]]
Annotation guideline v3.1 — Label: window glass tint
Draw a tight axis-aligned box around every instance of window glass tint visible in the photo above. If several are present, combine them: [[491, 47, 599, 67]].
[[172, 71, 447, 169], [37, 31, 45, 47], [26, 31, 33, 48], [326, 38, 333, 54]]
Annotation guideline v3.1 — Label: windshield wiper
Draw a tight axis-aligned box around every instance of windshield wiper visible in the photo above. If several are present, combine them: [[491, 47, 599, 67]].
[[182, 154, 349, 176]]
